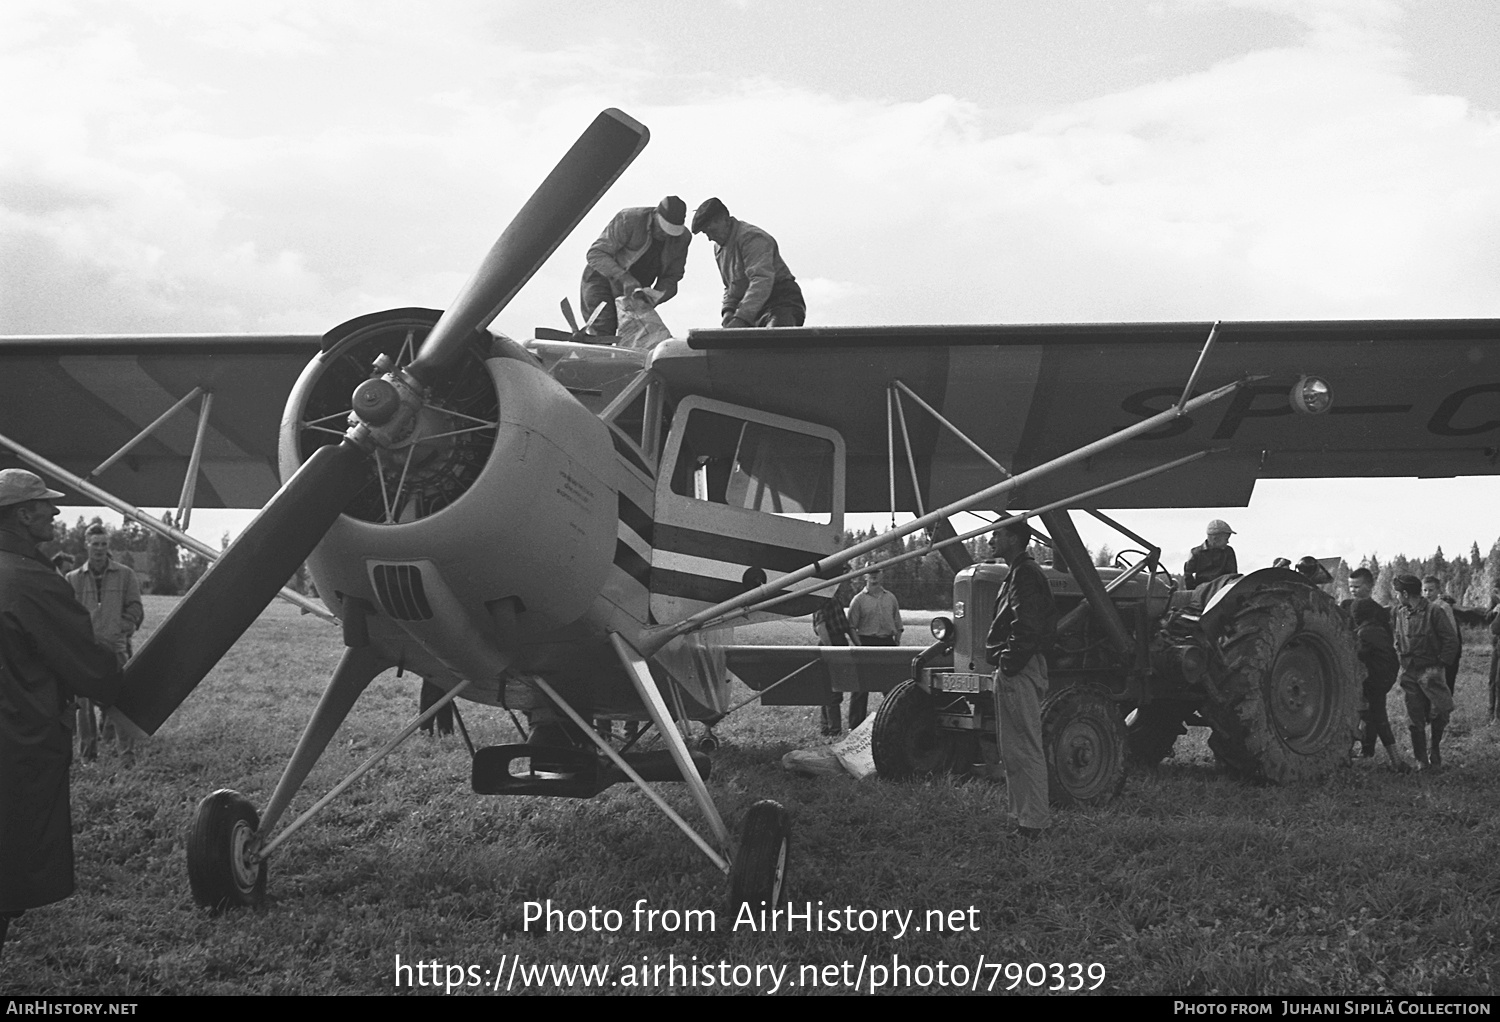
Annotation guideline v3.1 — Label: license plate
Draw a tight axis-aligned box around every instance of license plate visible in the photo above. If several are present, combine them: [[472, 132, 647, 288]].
[[934, 672, 989, 693]]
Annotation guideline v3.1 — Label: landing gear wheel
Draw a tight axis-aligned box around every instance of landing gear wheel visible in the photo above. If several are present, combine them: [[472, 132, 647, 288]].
[[872, 680, 953, 779], [697, 732, 720, 753], [187, 789, 263, 912], [1125, 701, 1190, 768], [728, 800, 790, 909], [1203, 582, 1360, 784], [1042, 684, 1126, 806]]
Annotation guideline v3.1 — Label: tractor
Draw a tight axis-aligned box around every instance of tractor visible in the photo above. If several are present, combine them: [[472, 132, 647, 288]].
[[871, 509, 1361, 801]]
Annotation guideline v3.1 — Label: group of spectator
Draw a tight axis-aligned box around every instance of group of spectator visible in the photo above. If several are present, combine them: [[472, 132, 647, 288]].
[[1185, 519, 1500, 772]]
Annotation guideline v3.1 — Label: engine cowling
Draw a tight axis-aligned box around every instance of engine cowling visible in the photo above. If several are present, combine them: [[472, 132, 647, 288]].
[[277, 308, 618, 655]]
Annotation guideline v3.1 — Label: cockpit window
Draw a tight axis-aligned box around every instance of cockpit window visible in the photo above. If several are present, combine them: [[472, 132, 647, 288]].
[[669, 408, 834, 523]]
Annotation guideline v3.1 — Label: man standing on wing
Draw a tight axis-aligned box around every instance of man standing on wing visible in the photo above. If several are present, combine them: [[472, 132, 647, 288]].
[[0, 470, 122, 958], [690, 197, 806, 328], [985, 518, 1058, 838], [580, 196, 690, 338]]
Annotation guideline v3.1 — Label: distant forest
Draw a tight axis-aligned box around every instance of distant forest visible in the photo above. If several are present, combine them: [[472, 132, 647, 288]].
[[833, 525, 1500, 611]]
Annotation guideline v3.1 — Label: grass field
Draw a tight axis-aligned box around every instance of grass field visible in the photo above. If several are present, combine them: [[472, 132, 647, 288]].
[[4, 596, 1497, 996]]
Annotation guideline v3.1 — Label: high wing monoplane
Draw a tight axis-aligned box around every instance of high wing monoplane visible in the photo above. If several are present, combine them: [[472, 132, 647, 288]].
[[3, 109, 1498, 912]]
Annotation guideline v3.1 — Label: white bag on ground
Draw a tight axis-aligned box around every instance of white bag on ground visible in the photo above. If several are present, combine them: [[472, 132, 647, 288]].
[[832, 714, 877, 779]]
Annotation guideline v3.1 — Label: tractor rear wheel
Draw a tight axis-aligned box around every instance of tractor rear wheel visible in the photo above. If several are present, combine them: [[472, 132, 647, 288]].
[[1203, 582, 1360, 783], [1042, 684, 1126, 806]]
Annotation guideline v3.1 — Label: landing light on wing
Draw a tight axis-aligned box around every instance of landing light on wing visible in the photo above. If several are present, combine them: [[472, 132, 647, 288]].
[[1290, 375, 1333, 415]]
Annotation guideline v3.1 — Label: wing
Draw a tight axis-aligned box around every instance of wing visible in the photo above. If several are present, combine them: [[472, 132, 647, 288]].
[[651, 319, 1500, 509], [0, 334, 321, 508]]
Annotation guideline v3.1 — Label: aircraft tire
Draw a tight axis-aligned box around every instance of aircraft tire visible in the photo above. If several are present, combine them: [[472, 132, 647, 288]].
[[728, 800, 790, 910], [1124, 700, 1190, 768], [1042, 683, 1126, 806], [1202, 582, 1360, 784], [871, 679, 952, 780], [187, 789, 263, 912]]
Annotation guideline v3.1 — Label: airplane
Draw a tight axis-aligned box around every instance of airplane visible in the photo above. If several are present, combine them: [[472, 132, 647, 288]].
[[3, 108, 1499, 914]]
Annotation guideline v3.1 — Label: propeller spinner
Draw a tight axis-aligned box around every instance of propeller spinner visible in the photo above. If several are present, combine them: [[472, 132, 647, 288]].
[[115, 109, 651, 734]]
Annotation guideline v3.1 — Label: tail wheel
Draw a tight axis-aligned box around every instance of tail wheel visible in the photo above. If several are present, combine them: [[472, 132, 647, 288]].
[[871, 680, 954, 779], [1125, 700, 1190, 768], [728, 800, 790, 910], [187, 789, 263, 912], [1204, 583, 1360, 783], [1042, 684, 1126, 806]]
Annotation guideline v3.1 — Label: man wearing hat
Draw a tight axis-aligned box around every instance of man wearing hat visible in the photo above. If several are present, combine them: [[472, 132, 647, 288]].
[[691, 198, 806, 328], [985, 517, 1059, 838], [0, 470, 122, 955], [1391, 573, 1456, 769], [1183, 520, 1238, 589], [580, 196, 691, 338]]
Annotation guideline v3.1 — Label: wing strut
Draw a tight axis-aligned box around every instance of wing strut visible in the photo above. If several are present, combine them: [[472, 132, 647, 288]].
[[698, 448, 1217, 629], [640, 383, 1252, 656], [525, 650, 732, 872]]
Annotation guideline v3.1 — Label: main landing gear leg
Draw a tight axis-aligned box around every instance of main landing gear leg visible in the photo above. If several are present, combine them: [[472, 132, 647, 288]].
[[614, 634, 790, 909], [186, 645, 388, 911]]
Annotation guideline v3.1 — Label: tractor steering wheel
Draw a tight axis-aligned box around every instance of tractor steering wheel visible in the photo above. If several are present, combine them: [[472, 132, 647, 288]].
[[1113, 548, 1178, 595]]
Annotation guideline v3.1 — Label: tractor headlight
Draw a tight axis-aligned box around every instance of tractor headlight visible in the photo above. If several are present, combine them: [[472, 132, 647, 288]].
[[1290, 375, 1332, 415], [930, 616, 955, 642]]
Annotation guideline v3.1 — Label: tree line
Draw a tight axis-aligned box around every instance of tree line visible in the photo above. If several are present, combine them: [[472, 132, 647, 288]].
[[47, 513, 1500, 616]]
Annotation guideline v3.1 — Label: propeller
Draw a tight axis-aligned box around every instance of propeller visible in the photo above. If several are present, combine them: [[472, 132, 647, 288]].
[[536, 298, 611, 342], [114, 109, 651, 735]]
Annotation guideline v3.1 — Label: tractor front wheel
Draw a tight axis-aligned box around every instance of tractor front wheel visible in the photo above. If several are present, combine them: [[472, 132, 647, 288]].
[[1042, 684, 1126, 806], [872, 680, 952, 779]]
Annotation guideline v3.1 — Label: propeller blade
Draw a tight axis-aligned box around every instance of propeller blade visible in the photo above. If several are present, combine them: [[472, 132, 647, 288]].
[[114, 440, 373, 734], [408, 109, 649, 381], [560, 297, 580, 333]]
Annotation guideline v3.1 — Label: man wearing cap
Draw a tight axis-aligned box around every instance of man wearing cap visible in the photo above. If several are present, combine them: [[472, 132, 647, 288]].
[[690, 198, 806, 328], [0, 470, 122, 955], [1183, 520, 1238, 589], [985, 518, 1059, 838], [1392, 573, 1456, 769], [580, 196, 691, 338]]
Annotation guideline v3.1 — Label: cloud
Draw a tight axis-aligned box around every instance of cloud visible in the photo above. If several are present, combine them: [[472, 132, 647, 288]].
[[1, 1, 1497, 342]]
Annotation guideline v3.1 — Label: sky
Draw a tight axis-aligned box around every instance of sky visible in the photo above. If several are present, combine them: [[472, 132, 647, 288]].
[[2, 0, 1499, 577]]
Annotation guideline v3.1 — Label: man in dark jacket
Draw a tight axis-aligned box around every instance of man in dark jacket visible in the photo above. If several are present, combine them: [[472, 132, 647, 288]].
[[1349, 597, 1409, 771], [691, 197, 806, 328], [0, 470, 122, 956], [1183, 519, 1238, 588], [985, 518, 1058, 837], [580, 196, 690, 338]]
